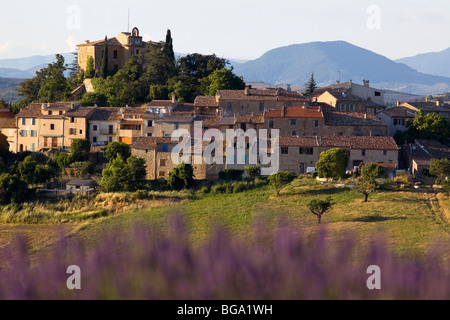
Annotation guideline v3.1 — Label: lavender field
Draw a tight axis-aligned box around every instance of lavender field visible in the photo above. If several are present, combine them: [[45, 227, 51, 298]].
[[0, 216, 448, 300]]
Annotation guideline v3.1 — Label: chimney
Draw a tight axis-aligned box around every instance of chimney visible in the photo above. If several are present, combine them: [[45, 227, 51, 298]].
[[282, 105, 287, 117], [85, 40, 90, 44], [436, 99, 442, 107], [396, 100, 401, 107], [363, 80, 370, 87], [364, 113, 368, 119], [172, 94, 177, 103], [244, 87, 250, 96], [287, 84, 291, 92], [336, 80, 340, 85], [425, 96, 429, 102]]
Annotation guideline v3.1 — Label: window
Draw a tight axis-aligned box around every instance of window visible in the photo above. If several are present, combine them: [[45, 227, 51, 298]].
[[160, 159, 167, 167], [59, 111, 63, 115], [349, 104, 354, 111], [269, 120, 274, 129], [109, 137, 113, 143], [19, 130, 27, 137], [313, 120, 319, 128], [259, 102, 265, 112], [136, 49, 140, 55], [162, 145, 169, 152], [227, 102, 232, 111], [147, 120, 154, 127], [30, 130, 37, 137], [146, 133, 153, 137], [93, 125, 98, 131], [32, 118, 36, 126], [281, 147, 289, 155], [71, 117, 75, 123], [362, 149, 366, 156], [307, 148, 314, 155], [290, 119, 297, 125], [69, 128, 76, 135], [21, 118, 26, 125], [340, 104, 346, 111], [174, 123, 179, 130], [93, 137, 97, 143], [159, 171, 166, 178], [79, 130, 83, 135], [292, 131, 297, 136], [375, 91, 381, 97], [383, 150, 387, 156], [48, 111, 52, 116], [113, 50, 118, 59], [50, 124, 55, 130]]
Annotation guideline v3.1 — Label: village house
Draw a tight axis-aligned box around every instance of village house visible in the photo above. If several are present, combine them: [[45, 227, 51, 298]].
[[87, 107, 121, 146], [0, 108, 17, 152], [278, 136, 399, 174], [262, 106, 324, 137], [117, 107, 146, 145], [216, 87, 309, 116], [194, 96, 219, 115], [15, 102, 91, 152], [376, 106, 417, 137], [131, 137, 223, 180], [399, 99, 450, 120], [321, 111, 387, 137], [401, 139, 450, 176]]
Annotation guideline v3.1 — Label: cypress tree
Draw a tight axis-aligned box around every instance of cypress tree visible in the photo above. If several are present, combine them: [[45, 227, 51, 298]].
[[303, 73, 317, 97], [101, 36, 109, 79]]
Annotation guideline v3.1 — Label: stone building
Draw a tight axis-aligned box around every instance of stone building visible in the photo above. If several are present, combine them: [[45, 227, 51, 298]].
[[375, 106, 416, 137], [322, 111, 387, 137], [87, 107, 121, 146], [77, 27, 154, 74], [279, 136, 399, 174], [400, 100, 450, 120]]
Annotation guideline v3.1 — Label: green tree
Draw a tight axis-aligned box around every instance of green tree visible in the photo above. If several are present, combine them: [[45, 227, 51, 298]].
[[18, 156, 37, 186], [81, 92, 108, 106], [358, 181, 376, 203], [100, 155, 129, 192], [361, 163, 386, 184], [105, 142, 131, 162], [0, 132, 10, 155], [149, 84, 170, 101], [316, 148, 349, 180], [34, 165, 56, 185], [268, 171, 295, 196], [245, 165, 261, 181], [17, 74, 44, 103], [429, 158, 450, 184], [101, 36, 109, 79], [37, 54, 70, 102], [85, 56, 95, 79], [303, 73, 317, 97], [399, 110, 450, 144], [162, 29, 176, 77], [70, 139, 91, 162], [307, 197, 333, 224], [167, 162, 194, 191], [100, 155, 147, 192], [202, 68, 246, 96], [0, 173, 28, 204]]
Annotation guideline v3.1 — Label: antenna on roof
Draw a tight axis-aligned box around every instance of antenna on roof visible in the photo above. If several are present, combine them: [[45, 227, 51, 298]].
[[127, 7, 130, 33]]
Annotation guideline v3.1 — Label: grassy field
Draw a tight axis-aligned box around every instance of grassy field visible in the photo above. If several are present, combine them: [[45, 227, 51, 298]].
[[1, 177, 449, 265]]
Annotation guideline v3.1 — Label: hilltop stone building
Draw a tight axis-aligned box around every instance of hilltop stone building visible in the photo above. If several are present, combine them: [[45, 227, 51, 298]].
[[77, 27, 154, 74]]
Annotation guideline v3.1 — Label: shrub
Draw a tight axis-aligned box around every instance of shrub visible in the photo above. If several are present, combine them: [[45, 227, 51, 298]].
[[133, 190, 150, 200], [219, 169, 244, 181], [268, 171, 295, 196], [233, 181, 248, 193], [167, 163, 194, 191], [211, 184, 227, 194], [200, 186, 211, 194]]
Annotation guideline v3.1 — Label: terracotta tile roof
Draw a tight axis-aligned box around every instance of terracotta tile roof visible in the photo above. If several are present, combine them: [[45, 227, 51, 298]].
[[194, 96, 219, 107], [147, 100, 177, 107], [279, 136, 398, 150], [78, 37, 128, 47], [64, 106, 96, 118], [0, 118, 16, 129], [219, 115, 265, 126], [379, 107, 416, 118], [121, 107, 147, 115], [132, 137, 179, 150], [159, 115, 194, 123], [217, 88, 307, 102], [173, 104, 195, 114], [17, 103, 43, 118], [0, 108, 15, 119], [265, 106, 323, 119], [323, 111, 384, 126], [403, 101, 450, 113], [415, 139, 450, 159], [88, 107, 122, 121], [197, 116, 221, 127]]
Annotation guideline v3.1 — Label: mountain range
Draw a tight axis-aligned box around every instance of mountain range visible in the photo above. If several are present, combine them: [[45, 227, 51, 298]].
[[3, 43, 450, 96], [232, 41, 450, 96]]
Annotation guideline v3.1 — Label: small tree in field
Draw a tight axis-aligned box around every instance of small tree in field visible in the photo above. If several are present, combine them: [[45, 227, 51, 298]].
[[358, 181, 376, 203], [307, 198, 333, 224], [268, 171, 295, 196]]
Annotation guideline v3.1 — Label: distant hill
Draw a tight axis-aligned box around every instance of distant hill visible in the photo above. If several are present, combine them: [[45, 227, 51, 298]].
[[233, 41, 450, 96], [396, 47, 450, 78], [0, 53, 74, 79], [0, 77, 23, 103]]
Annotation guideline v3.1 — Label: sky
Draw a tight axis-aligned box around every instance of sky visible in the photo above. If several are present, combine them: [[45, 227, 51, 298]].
[[0, 0, 449, 61]]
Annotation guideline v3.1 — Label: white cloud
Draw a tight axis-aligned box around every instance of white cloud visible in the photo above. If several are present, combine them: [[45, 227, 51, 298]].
[[66, 36, 78, 52], [0, 40, 13, 53]]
